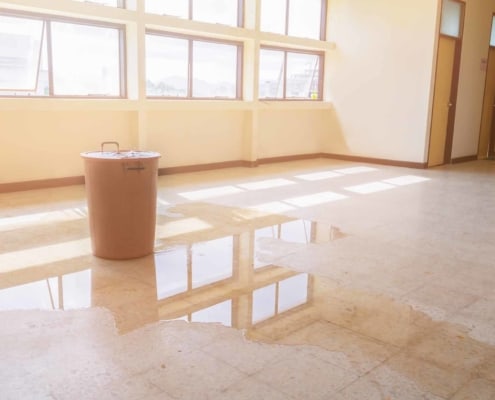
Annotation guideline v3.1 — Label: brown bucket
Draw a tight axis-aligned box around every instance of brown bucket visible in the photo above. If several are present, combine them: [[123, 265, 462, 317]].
[[81, 142, 161, 259]]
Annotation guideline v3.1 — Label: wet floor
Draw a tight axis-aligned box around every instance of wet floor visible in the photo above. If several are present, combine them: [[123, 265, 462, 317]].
[[1, 159, 495, 399]]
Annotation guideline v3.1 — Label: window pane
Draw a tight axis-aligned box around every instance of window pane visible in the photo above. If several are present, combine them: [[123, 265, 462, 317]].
[[0, 16, 44, 91], [259, 49, 284, 99], [72, 0, 122, 7], [191, 300, 232, 326], [51, 22, 121, 96], [154, 248, 188, 299], [146, 35, 188, 97], [0, 279, 59, 310], [288, 0, 322, 40], [260, 0, 286, 35], [192, 0, 239, 26], [279, 220, 312, 243], [145, 0, 189, 18], [440, 0, 462, 38], [278, 274, 308, 313], [286, 52, 320, 99], [252, 284, 276, 324], [192, 41, 238, 98], [62, 270, 92, 310], [192, 236, 233, 288], [491, 16, 495, 47]]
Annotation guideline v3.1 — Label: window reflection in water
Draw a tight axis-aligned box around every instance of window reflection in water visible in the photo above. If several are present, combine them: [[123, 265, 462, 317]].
[[0, 218, 329, 333], [0, 269, 91, 311]]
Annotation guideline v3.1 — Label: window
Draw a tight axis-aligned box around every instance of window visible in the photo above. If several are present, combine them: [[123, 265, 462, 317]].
[[440, 0, 463, 38], [71, 0, 125, 7], [0, 12, 125, 97], [252, 273, 309, 324], [259, 47, 322, 100], [146, 31, 242, 99], [260, 0, 326, 40], [145, 0, 242, 27]]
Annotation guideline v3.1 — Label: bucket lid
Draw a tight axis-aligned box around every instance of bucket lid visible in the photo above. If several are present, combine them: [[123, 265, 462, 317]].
[[81, 150, 160, 160]]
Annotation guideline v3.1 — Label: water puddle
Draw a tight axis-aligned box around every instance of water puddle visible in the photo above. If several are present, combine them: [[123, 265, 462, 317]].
[[0, 202, 494, 398]]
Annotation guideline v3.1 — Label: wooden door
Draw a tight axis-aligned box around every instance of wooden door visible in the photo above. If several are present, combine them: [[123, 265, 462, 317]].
[[428, 36, 457, 167], [478, 47, 495, 158]]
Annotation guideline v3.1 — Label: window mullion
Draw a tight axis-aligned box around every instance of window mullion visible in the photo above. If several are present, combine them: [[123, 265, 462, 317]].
[[31, 20, 46, 94], [320, 0, 327, 40], [318, 54, 324, 100], [119, 28, 126, 98], [46, 20, 54, 96], [237, 45, 242, 99], [188, 40, 193, 98], [238, 0, 244, 27], [285, 0, 290, 36], [283, 51, 287, 99], [189, 0, 193, 20]]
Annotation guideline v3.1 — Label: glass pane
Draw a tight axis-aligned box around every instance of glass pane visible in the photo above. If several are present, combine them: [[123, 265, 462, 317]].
[[279, 220, 312, 243], [288, 0, 322, 40], [440, 0, 462, 38], [145, 0, 189, 18], [260, 0, 286, 35], [192, 236, 233, 288], [252, 284, 276, 324], [491, 16, 495, 47], [51, 22, 121, 96], [0, 278, 59, 310], [254, 225, 277, 269], [286, 52, 320, 99], [259, 48, 284, 99], [72, 0, 122, 7], [191, 300, 232, 326], [192, 41, 238, 98], [154, 248, 188, 299], [62, 269, 92, 310], [146, 34, 188, 97], [278, 274, 308, 313], [0, 16, 44, 91], [193, 0, 239, 26]]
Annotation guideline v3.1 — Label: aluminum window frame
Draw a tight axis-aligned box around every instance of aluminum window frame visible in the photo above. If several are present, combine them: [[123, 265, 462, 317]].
[[145, 30, 243, 100], [145, 0, 244, 28], [72, 0, 126, 8], [259, 45, 324, 101], [260, 0, 327, 41], [0, 9, 127, 98]]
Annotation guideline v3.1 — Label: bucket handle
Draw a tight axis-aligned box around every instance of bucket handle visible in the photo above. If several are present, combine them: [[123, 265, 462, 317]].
[[101, 141, 119, 153]]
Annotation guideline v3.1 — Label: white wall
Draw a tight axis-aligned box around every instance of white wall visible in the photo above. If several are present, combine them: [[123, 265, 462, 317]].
[[3, 0, 495, 187], [0, 108, 135, 182], [451, 0, 495, 159], [324, 0, 439, 163]]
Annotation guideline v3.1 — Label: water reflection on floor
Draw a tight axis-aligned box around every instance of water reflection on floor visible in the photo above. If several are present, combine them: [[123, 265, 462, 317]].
[[0, 209, 344, 337]]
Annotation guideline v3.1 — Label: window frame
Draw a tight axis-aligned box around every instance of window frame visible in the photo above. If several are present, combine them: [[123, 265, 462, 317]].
[[258, 45, 324, 101], [0, 9, 127, 98], [145, 0, 244, 28], [72, 0, 126, 8], [145, 30, 243, 100], [260, 0, 327, 41]]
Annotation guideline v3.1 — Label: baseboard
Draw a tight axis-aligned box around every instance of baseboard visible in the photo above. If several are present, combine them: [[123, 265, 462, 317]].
[[158, 160, 256, 175], [257, 153, 325, 165], [323, 153, 428, 169], [0, 176, 85, 194], [451, 155, 478, 164], [0, 153, 432, 193]]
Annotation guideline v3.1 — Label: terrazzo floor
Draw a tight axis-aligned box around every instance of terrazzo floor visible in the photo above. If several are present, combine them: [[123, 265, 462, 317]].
[[1, 159, 494, 399]]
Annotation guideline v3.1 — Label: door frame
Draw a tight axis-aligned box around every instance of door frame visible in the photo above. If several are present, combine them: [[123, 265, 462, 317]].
[[478, 38, 495, 159], [428, 0, 465, 166]]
